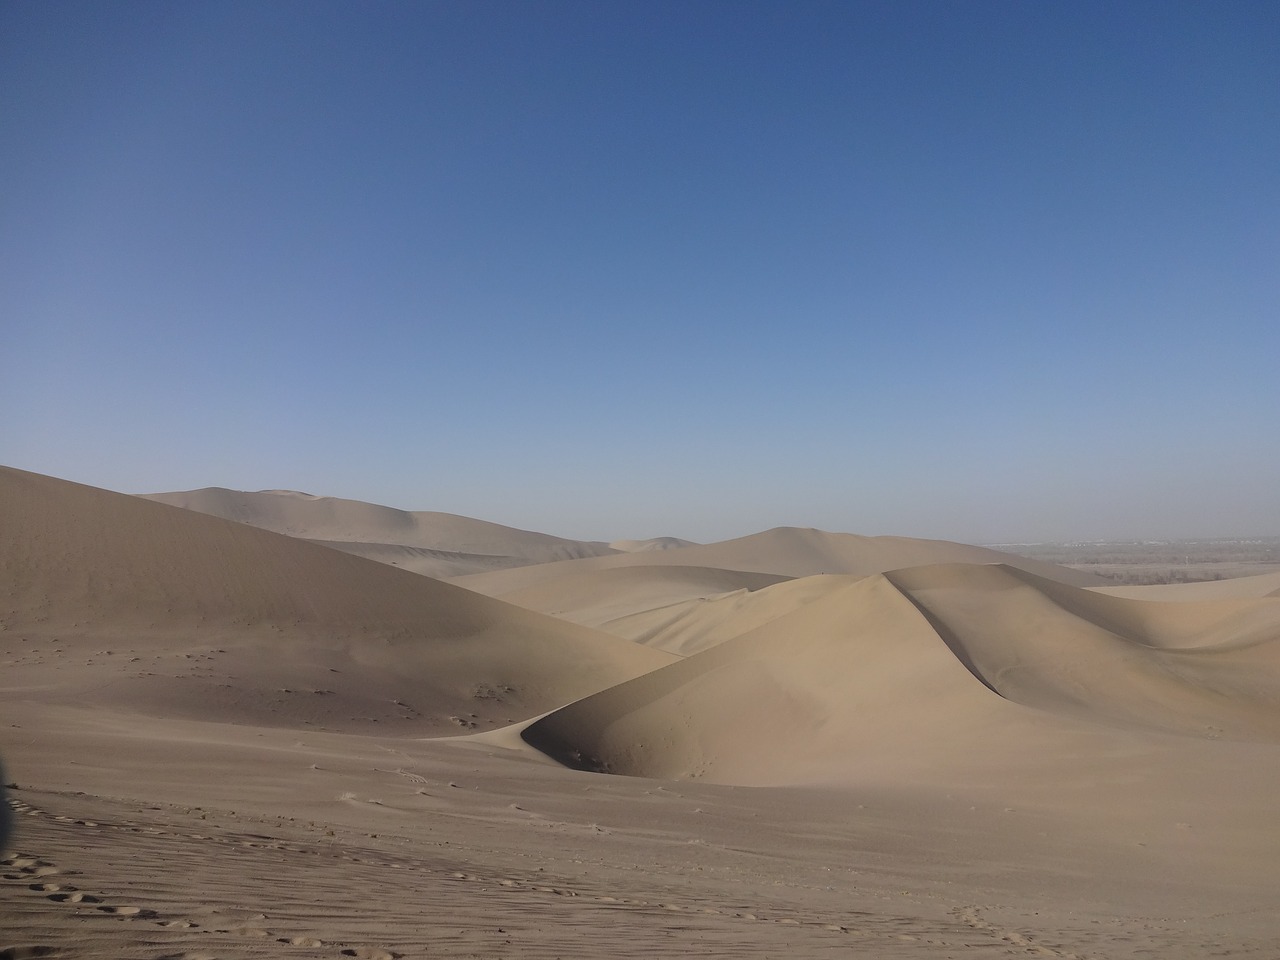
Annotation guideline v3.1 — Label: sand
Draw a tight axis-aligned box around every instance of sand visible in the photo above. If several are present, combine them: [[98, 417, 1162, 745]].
[[141, 487, 628, 579], [5, 465, 1280, 959]]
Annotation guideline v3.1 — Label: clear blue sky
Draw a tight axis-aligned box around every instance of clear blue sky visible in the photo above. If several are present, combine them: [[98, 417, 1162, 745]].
[[3, 0, 1277, 543]]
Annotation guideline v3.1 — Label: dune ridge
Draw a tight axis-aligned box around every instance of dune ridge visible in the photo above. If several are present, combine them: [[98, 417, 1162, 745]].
[[453, 523, 1105, 599], [523, 564, 1280, 786]]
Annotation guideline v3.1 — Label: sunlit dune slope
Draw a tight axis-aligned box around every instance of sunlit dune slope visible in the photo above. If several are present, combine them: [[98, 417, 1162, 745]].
[[1, 466, 675, 732], [540, 573, 861, 656], [601, 574, 870, 655], [522, 565, 1280, 786], [454, 524, 1104, 597], [495, 565, 791, 640]]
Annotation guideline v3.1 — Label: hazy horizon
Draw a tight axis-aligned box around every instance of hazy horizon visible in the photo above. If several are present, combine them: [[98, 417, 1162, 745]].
[[4, 1, 1277, 545]]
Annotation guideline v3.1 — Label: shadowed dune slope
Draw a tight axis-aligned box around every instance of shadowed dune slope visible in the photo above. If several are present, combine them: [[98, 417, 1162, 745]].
[[522, 566, 1280, 786], [454, 525, 1104, 597], [2, 466, 675, 732]]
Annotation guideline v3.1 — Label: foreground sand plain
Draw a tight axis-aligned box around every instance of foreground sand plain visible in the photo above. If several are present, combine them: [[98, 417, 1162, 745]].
[[4, 467, 1280, 958]]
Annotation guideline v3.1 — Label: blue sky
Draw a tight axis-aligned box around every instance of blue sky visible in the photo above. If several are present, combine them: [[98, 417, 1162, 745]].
[[3, 0, 1277, 543]]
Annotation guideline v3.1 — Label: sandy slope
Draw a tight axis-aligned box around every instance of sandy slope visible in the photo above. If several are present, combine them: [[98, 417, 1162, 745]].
[[2, 466, 673, 734], [547, 573, 865, 656]]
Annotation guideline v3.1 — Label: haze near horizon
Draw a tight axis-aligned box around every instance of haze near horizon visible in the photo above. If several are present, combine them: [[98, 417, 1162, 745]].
[[3, 0, 1277, 543]]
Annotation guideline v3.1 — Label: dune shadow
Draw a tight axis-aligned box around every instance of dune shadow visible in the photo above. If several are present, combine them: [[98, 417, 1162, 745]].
[[880, 575, 1001, 698]]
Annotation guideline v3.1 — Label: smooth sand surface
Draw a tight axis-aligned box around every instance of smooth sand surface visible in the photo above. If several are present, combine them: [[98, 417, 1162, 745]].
[[6, 466, 1280, 959]]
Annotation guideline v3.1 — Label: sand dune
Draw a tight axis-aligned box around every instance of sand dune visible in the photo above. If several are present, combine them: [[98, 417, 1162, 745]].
[[453, 524, 1105, 598], [608, 536, 699, 552], [519, 572, 1102, 785], [302, 538, 540, 578], [6, 465, 1280, 958], [142, 486, 623, 576], [601, 574, 879, 655], [465, 526, 1106, 655], [2, 466, 674, 734], [885, 563, 1280, 740], [494, 565, 791, 650], [523, 565, 1280, 785], [143, 490, 705, 580]]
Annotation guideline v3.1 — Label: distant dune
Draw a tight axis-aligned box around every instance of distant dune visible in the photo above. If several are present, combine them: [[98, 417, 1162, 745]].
[[453, 524, 1105, 599], [143, 488, 1103, 590], [608, 536, 700, 552], [141, 486, 625, 577], [1094, 569, 1280, 600], [454, 525, 1105, 648]]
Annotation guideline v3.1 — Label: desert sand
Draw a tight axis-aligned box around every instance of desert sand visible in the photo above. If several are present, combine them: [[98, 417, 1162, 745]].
[[4, 465, 1280, 959]]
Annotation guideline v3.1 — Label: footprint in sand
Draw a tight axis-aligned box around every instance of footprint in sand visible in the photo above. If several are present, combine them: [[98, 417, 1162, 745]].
[[1, 855, 60, 880], [340, 950, 401, 960], [96, 904, 157, 918], [46, 892, 100, 903], [6, 851, 166, 931]]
